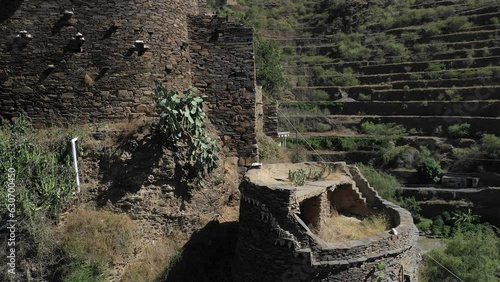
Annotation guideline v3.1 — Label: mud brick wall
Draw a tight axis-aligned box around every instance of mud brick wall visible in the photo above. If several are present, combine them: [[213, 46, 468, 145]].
[[188, 16, 258, 163], [0, 0, 203, 124]]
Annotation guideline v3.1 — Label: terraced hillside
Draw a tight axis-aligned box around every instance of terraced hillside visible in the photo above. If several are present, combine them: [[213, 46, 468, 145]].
[[223, 0, 500, 179]]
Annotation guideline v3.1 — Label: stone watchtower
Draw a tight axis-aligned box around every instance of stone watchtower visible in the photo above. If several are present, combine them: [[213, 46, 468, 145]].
[[235, 162, 419, 281], [0, 0, 260, 165]]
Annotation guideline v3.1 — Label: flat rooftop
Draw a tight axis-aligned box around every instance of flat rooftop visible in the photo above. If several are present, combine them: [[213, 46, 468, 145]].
[[246, 163, 352, 202]]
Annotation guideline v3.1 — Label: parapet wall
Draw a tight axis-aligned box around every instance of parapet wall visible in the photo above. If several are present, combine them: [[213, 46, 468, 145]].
[[234, 163, 419, 282]]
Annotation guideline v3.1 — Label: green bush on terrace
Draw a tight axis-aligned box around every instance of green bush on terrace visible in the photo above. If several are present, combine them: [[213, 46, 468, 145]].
[[453, 134, 500, 159], [361, 122, 408, 138], [357, 163, 401, 201]]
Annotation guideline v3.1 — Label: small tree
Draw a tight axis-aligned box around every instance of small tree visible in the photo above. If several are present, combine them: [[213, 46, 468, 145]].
[[255, 36, 288, 99], [417, 158, 441, 184]]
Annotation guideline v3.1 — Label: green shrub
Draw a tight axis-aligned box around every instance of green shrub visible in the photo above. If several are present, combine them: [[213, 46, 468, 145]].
[[444, 16, 472, 32], [63, 260, 107, 282], [312, 66, 326, 78], [288, 169, 307, 186], [416, 218, 433, 233], [427, 62, 446, 72], [421, 23, 442, 36], [382, 41, 409, 57], [381, 145, 421, 169], [361, 122, 408, 138], [491, 16, 499, 27], [315, 123, 331, 132], [358, 93, 371, 101], [447, 123, 471, 137], [339, 137, 357, 151], [310, 89, 330, 101], [431, 215, 445, 235], [255, 36, 288, 98], [289, 144, 307, 163], [337, 35, 371, 61], [481, 47, 491, 57], [481, 134, 500, 158], [417, 158, 442, 184], [453, 134, 500, 160], [0, 115, 75, 220], [443, 88, 462, 101], [400, 31, 419, 42], [398, 197, 422, 221], [408, 73, 423, 80], [296, 77, 308, 87], [357, 163, 401, 201]]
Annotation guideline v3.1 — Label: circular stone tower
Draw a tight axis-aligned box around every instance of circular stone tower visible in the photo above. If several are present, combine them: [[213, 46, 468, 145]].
[[234, 162, 419, 282]]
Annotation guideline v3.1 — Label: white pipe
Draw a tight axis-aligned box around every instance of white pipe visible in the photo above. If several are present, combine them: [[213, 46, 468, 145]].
[[71, 137, 80, 193]]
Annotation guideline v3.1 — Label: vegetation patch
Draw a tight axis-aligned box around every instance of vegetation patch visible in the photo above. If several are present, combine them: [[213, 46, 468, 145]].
[[59, 208, 137, 281], [421, 227, 500, 282], [153, 82, 219, 181], [361, 122, 408, 138], [357, 163, 401, 201]]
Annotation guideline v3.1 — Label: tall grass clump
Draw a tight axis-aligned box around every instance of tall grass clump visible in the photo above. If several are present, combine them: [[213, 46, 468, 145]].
[[0, 115, 76, 219]]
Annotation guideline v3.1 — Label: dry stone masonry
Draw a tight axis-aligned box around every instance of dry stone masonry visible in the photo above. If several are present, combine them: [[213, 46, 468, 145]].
[[0, 0, 278, 163], [235, 162, 419, 282], [188, 16, 258, 163]]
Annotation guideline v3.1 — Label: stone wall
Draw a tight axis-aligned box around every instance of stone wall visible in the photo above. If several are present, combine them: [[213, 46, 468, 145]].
[[0, 0, 199, 124], [256, 86, 279, 138], [0, 2, 260, 162], [188, 16, 258, 163], [234, 163, 419, 282]]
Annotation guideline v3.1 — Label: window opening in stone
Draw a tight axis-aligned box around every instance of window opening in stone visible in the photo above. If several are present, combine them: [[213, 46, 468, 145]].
[[299, 195, 321, 229]]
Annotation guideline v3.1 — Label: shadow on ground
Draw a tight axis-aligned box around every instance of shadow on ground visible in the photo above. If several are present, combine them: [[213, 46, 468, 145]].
[[96, 130, 166, 206], [164, 221, 239, 282]]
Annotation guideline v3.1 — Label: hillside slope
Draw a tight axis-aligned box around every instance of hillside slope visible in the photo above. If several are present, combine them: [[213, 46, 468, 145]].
[[224, 0, 500, 179]]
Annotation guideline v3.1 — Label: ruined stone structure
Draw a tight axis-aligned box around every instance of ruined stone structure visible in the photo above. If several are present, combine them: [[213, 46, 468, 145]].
[[188, 16, 258, 163], [235, 162, 419, 282], [0, 0, 273, 164]]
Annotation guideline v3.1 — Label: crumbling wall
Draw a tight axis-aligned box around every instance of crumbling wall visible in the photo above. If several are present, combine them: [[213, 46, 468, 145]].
[[188, 16, 258, 163]]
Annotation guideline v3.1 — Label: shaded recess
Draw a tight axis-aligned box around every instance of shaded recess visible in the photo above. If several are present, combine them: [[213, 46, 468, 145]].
[[0, 0, 24, 23]]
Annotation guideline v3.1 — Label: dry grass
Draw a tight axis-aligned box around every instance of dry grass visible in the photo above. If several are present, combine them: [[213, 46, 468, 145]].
[[317, 211, 389, 242], [120, 237, 183, 282], [60, 207, 137, 264]]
